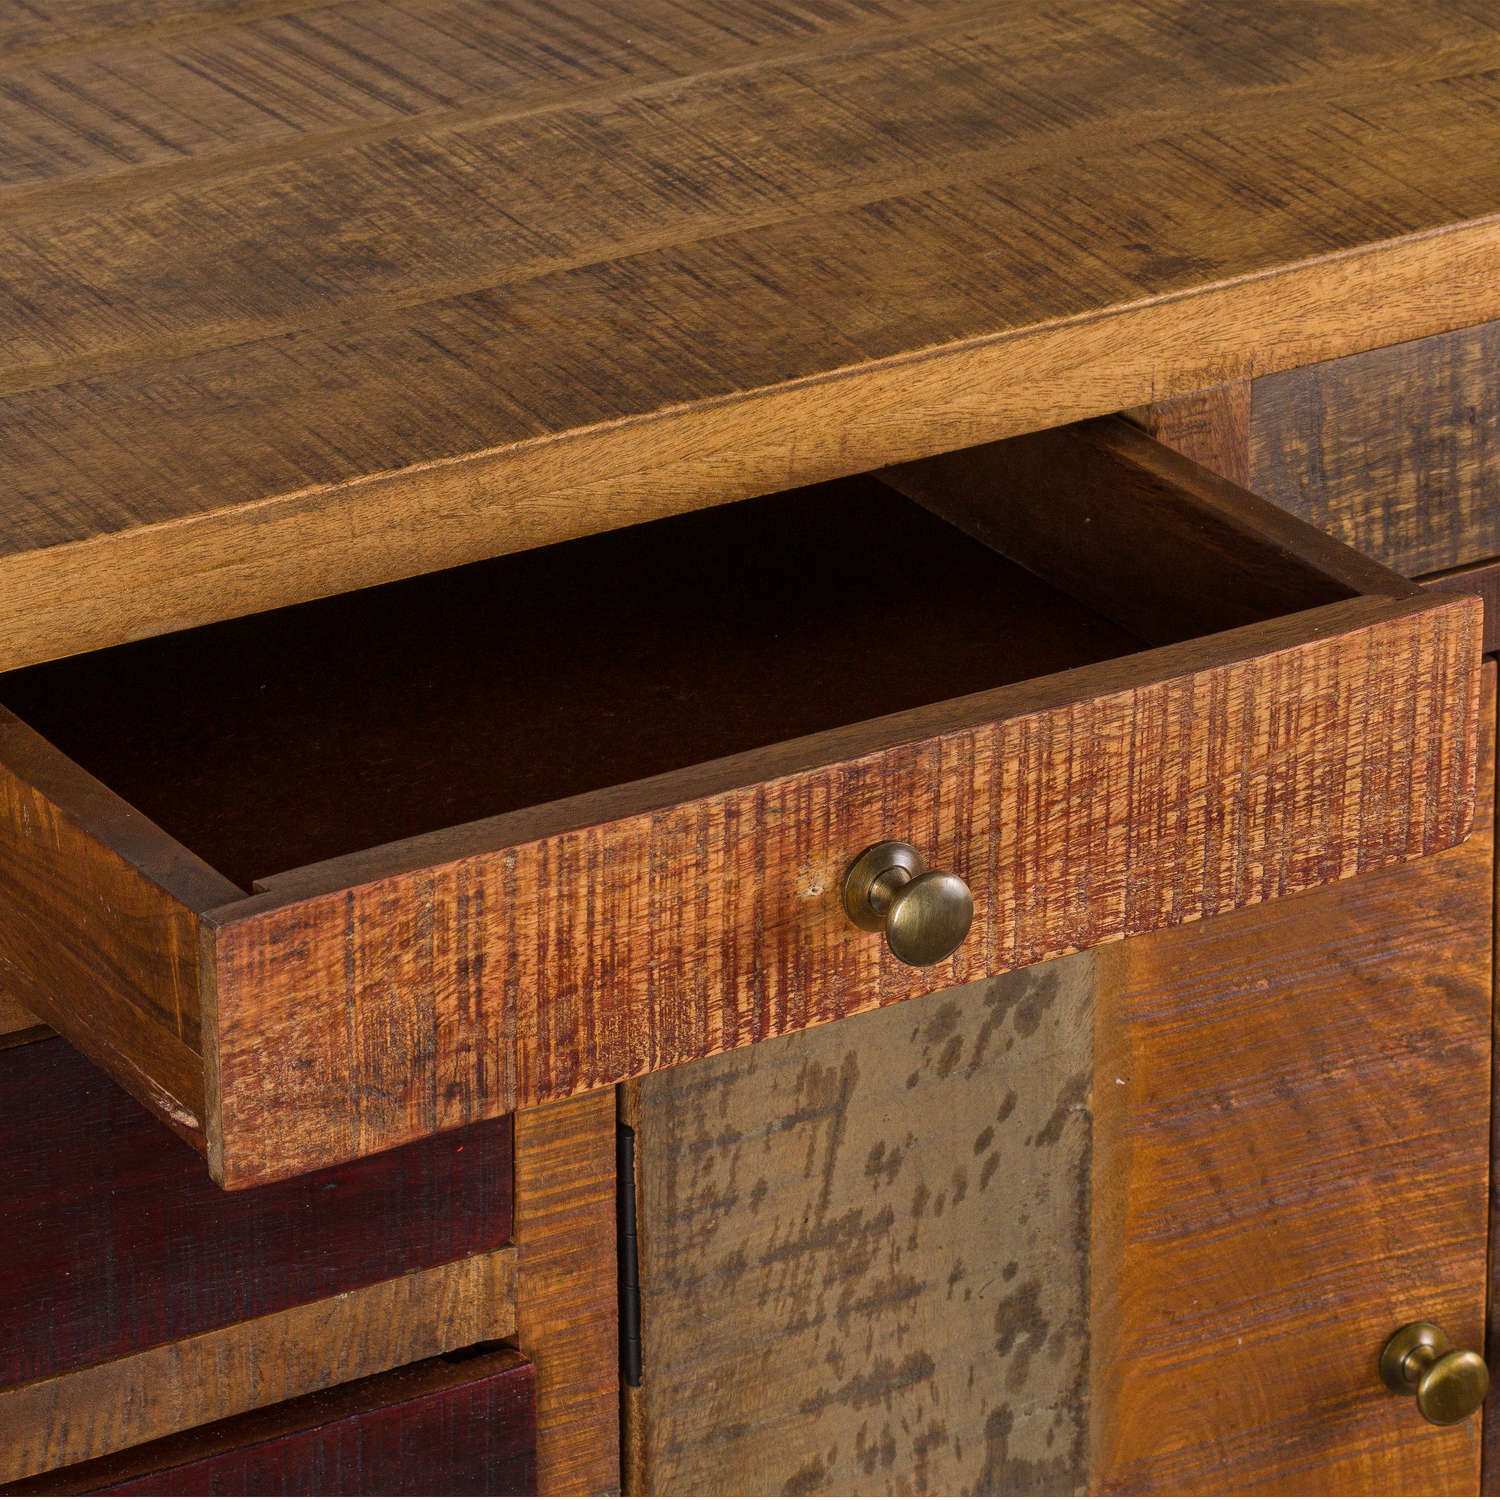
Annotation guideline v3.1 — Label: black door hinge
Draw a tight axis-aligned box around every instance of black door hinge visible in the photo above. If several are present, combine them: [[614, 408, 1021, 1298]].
[[617, 1121, 642, 1387]]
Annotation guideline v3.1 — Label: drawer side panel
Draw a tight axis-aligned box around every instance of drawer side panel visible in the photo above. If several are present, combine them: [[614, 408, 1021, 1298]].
[[0, 711, 240, 1141]]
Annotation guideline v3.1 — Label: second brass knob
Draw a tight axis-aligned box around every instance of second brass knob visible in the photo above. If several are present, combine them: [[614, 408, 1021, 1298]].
[[1381, 1322, 1489, 1426], [842, 841, 973, 967]]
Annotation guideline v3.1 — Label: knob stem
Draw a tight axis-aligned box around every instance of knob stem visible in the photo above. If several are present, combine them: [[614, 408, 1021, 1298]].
[[866, 865, 912, 917]]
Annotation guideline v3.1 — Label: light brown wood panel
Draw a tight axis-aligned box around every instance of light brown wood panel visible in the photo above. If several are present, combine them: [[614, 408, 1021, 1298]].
[[626, 956, 1094, 1496], [198, 590, 1479, 1184], [1250, 322, 1500, 577], [0, 710, 243, 1145], [10, 6, 1500, 662], [0, 0, 966, 192], [1091, 671, 1495, 1496], [1129, 382, 1254, 491], [0, 1246, 518, 1486], [510, 1092, 620, 1497]]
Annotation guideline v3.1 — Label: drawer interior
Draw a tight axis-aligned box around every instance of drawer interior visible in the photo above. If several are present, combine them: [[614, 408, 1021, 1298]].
[[1, 420, 1366, 893]]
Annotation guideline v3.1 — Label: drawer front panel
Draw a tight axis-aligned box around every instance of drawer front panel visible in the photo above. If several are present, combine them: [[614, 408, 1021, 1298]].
[[208, 593, 1479, 1185], [0, 417, 1482, 1186], [14, 1351, 536, 1497], [0, 1038, 510, 1387]]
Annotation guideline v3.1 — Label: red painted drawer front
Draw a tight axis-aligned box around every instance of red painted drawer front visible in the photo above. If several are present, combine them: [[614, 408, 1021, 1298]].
[[10, 1351, 537, 1497], [0, 1039, 511, 1387]]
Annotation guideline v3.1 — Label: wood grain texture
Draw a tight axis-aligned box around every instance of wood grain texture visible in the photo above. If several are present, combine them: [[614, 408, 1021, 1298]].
[[1251, 321, 1500, 577], [202, 590, 1481, 1184], [0, 1036, 510, 1389], [9, 6, 1500, 663], [1129, 381, 1254, 491], [509, 1092, 619, 1497], [626, 957, 1093, 1497], [1090, 669, 1495, 1496], [13, 1351, 537, 1498], [1131, 379, 1500, 636], [0, 708, 243, 1143], [0, 1247, 518, 1485], [0, 995, 42, 1041]]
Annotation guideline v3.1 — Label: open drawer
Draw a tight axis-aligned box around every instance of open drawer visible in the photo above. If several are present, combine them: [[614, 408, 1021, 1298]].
[[0, 417, 1480, 1187]]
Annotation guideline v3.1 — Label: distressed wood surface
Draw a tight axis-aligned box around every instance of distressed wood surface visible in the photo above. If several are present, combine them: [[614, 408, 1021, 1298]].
[[13, 1351, 538, 1498], [1129, 383, 1254, 491], [1250, 322, 1500, 577], [1420, 558, 1500, 653], [0, 1037, 510, 1389], [509, 1092, 620, 1496], [202, 590, 1480, 1184], [625, 956, 1093, 1496], [0, 709, 242, 1143], [9, 6, 1500, 662], [1091, 669, 1495, 1495], [1134, 375, 1500, 639], [0, 1247, 518, 1485]]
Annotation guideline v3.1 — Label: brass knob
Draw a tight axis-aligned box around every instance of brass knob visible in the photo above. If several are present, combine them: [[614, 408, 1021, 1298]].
[[842, 841, 973, 967], [1380, 1322, 1489, 1425]]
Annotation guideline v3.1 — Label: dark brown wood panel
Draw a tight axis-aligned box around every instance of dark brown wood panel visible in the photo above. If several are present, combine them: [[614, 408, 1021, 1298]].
[[1250, 322, 1500, 577], [1135, 380, 1500, 639], [0, 1037, 511, 1389], [510, 1092, 619, 1497], [202, 589, 1481, 1185], [626, 956, 1093, 1496], [8, 6, 1500, 663], [880, 414, 1410, 649], [1130, 382, 1253, 491], [8, 1350, 537, 1498], [1091, 669, 1495, 1495], [1421, 558, 1500, 653]]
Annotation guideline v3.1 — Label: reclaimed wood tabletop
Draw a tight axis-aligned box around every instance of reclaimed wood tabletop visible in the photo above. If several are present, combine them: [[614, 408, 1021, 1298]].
[[5, 0, 1500, 664]]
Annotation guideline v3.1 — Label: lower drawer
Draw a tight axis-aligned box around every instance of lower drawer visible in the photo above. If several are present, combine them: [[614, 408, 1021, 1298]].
[[8, 1349, 537, 1497], [0, 1037, 509, 1392], [0, 417, 1481, 1185]]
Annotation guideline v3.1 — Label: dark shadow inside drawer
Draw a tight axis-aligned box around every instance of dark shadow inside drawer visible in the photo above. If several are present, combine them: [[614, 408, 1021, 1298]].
[[1, 476, 1151, 891], [0, 419, 1391, 893]]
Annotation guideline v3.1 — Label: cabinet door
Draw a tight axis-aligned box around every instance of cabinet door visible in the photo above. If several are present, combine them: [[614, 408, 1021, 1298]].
[[624, 673, 1494, 1495]]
